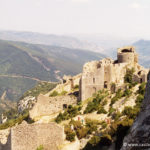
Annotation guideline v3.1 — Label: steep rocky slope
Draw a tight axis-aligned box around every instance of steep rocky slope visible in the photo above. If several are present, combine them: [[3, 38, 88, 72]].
[[121, 72, 150, 150]]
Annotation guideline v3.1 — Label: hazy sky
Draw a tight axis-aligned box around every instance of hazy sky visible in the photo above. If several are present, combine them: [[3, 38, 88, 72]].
[[0, 0, 150, 38]]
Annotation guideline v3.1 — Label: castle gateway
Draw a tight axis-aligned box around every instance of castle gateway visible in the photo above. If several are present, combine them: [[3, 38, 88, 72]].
[[79, 46, 148, 101]]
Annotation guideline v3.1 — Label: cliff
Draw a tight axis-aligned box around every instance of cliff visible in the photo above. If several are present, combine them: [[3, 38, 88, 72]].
[[121, 72, 150, 150]]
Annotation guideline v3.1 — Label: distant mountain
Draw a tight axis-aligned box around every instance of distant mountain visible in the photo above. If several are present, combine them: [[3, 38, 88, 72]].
[[133, 39, 150, 68], [0, 30, 104, 53], [0, 40, 106, 102]]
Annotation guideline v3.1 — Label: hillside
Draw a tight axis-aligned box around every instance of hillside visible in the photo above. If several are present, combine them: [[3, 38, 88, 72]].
[[0, 40, 105, 104], [0, 69, 146, 150], [133, 39, 150, 68], [0, 46, 148, 150]]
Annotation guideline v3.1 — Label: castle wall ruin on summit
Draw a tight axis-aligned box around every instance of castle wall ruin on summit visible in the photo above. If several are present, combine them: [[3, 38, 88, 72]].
[[79, 46, 148, 101]]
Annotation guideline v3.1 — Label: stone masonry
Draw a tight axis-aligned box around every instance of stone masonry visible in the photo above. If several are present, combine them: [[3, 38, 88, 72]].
[[29, 94, 77, 120], [0, 121, 64, 150], [79, 46, 148, 101]]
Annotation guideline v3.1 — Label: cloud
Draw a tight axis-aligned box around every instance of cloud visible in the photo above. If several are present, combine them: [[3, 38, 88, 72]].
[[129, 2, 141, 9]]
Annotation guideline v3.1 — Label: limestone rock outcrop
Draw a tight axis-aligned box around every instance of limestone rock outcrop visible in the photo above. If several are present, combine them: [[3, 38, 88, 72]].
[[121, 72, 150, 150]]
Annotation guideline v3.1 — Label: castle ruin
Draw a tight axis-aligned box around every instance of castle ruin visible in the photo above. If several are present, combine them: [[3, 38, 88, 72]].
[[79, 46, 148, 101], [0, 121, 64, 150]]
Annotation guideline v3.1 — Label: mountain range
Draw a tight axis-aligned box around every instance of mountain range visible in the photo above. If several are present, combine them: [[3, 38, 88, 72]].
[[0, 39, 105, 103]]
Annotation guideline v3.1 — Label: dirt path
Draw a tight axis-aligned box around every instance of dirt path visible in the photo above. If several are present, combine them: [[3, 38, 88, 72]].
[[0, 74, 57, 83]]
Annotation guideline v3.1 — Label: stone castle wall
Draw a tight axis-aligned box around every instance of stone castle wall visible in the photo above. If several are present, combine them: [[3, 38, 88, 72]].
[[1, 121, 64, 150], [49, 74, 81, 95], [79, 46, 148, 101], [29, 94, 77, 121]]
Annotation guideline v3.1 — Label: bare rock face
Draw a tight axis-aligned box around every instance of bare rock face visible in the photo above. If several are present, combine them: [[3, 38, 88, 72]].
[[18, 96, 36, 113], [121, 72, 150, 150]]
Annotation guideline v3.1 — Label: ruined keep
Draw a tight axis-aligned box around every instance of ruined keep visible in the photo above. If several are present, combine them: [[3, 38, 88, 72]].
[[0, 121, 64, 150], [79, 46, 148, 101]]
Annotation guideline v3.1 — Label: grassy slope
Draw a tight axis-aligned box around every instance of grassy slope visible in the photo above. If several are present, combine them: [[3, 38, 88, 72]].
[[0, 40, 105, 103]]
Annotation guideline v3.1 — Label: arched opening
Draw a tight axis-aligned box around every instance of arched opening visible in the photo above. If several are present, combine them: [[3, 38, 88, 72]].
[[104, 81, 108, 88], [140, 78, 143, 83]]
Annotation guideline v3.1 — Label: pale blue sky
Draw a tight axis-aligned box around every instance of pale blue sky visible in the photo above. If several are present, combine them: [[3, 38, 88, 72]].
[[0, 0, 150, 38]]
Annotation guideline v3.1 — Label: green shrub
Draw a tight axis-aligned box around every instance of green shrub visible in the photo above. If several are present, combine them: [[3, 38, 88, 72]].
[[84, 91, 108, 114], [74, 85, 79, 89], [88, 136, 100, 146], [122, 106, 140, 119], [70, 120, 82, 130], [36, 145, 44, 150], [112, 111, 122, 121], [100, 121, 107, 129], [101, 99, 107, 106], [84, 101, 99, 114], [138, 82, 146, 95], [49, 90, 59, 97], [123, 89, 132, 97], [85, 119, 98, 134], [0, 111, 34, 130], [136, 94, 144, 107], [97, 106, 107, 114], [60, 90, 67, 95], [108, 107, 116, 116], [76, 127, 89, 139], [110, 89, 123, 106], [124, 68, 135, 84], [55, 105, 80, 123], [64, 126, 76, 142]]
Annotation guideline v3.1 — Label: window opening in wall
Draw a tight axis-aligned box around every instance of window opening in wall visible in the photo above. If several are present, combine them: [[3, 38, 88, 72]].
[[93, 78, 95, 84], [63, 104, 67, 110], [104, 81, 108, 88]]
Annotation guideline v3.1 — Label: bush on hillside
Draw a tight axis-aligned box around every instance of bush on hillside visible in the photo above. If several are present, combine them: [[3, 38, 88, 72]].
[[110, 89, 123, 106], [0, 111, 34, 130], [64, 125, 76, 142], [84, 91, 108, 114], [97, 106, 107, 114], [124, 68, 135, 84], [122, 106, 140, 120], [49, 90, 59, 97], [123, 89, 132, 97], [36, 145, 44, 150], [85, 119, 99, 134], [55, 105, 80, 123], [138, 82, 146, 95]]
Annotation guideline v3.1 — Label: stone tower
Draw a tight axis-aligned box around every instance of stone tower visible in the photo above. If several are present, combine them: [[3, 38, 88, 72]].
[[117, 46, 138, 64], [79, 46, 148, 101]]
